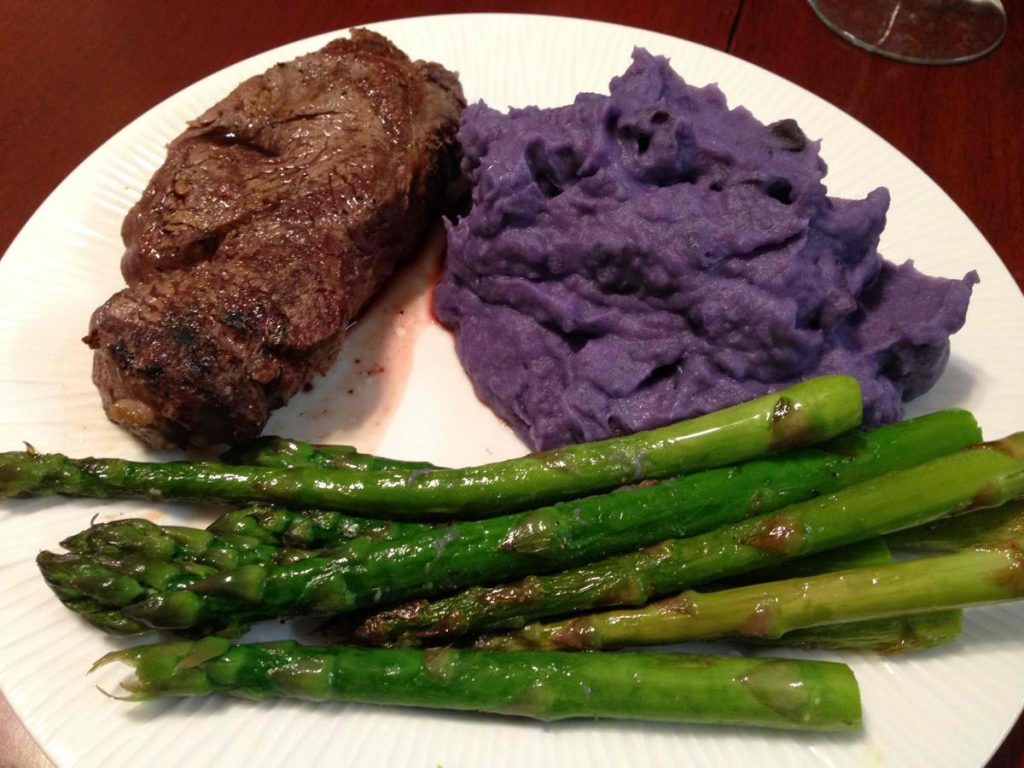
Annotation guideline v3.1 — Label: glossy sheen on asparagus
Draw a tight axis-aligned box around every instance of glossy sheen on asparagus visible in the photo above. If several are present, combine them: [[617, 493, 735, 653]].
[[3, 376, 862, 518], [355, 432, 1024, 646], [38, 411, 979, 635], [93, 638, 862, 731], [475, 539, 1024, 652]]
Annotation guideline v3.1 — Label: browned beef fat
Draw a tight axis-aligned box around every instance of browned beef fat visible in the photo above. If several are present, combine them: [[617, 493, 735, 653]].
[[84, 30, 464, 448]]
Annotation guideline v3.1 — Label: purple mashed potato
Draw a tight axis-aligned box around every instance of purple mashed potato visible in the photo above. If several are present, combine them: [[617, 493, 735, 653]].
[[435, 49, 977, 450]]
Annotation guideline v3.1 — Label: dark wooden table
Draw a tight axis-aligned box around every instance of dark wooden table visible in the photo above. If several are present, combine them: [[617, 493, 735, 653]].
[[0, 2, 1020, 766]]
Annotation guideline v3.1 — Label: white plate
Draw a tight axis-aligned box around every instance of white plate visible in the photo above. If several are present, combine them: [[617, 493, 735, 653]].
[[1, 13, 1022, 768]]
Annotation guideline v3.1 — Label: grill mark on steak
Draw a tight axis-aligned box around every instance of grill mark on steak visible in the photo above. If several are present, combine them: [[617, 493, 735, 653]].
[[85, 30, 464, 448]]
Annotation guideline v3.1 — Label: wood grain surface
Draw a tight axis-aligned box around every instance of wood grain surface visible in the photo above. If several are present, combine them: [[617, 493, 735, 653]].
[[0, 2, 1020, 766]]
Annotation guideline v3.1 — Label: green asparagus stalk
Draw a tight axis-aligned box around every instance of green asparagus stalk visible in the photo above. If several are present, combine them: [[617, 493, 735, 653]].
[[355, 432, 1024, 646], [711, 539, 964, 654], [39, 411, 978, 635], [206, 505, 436, 549], [3, 376, 862, 518], [93, 638, 861, 731], [758, 611, 963, 654], [885, 500, 1024, 553], [472, 540, 1024, 652], [220, 437, 443, 472]]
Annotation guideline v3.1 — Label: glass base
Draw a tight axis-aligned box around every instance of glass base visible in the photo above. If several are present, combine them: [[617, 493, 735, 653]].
[[808, 0, 1007, 64]]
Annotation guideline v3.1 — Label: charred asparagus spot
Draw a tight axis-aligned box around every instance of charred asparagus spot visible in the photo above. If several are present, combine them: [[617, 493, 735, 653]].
[[356, 431, 1024, 646], [3, 376, 862, 518], [38, 411, 979, 635], [220, 437, 444, 472], [476, 539, 1024, 652], [92, 639, 862, 731]]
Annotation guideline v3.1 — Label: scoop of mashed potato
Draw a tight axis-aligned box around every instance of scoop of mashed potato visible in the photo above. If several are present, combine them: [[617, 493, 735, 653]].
[[435, 49, 976, 450]]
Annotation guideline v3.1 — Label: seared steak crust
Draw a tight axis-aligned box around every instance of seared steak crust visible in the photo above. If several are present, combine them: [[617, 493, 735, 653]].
[[85, 30, 464, 448]]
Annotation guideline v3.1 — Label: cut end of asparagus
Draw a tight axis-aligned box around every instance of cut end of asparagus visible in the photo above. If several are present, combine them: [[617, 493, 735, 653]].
[[766, 377, 862, 453], [739, 659, 862, 730]]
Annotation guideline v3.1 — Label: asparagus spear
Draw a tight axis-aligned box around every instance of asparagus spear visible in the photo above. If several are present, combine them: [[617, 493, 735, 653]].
[[885, 500, 1024, 553], [473, 540, 1024, 652], [355, 432, 1024, 646], [38, 411, 978, 635], [711, 539, 964, 654], [2, 376, 862, 518], [206, 505, 435, 549], [93, 637, 861, 731], [220, 437, 443, 472]]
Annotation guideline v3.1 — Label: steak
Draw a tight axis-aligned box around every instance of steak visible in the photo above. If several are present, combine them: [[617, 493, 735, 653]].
[[85, 30, 464, 448]]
